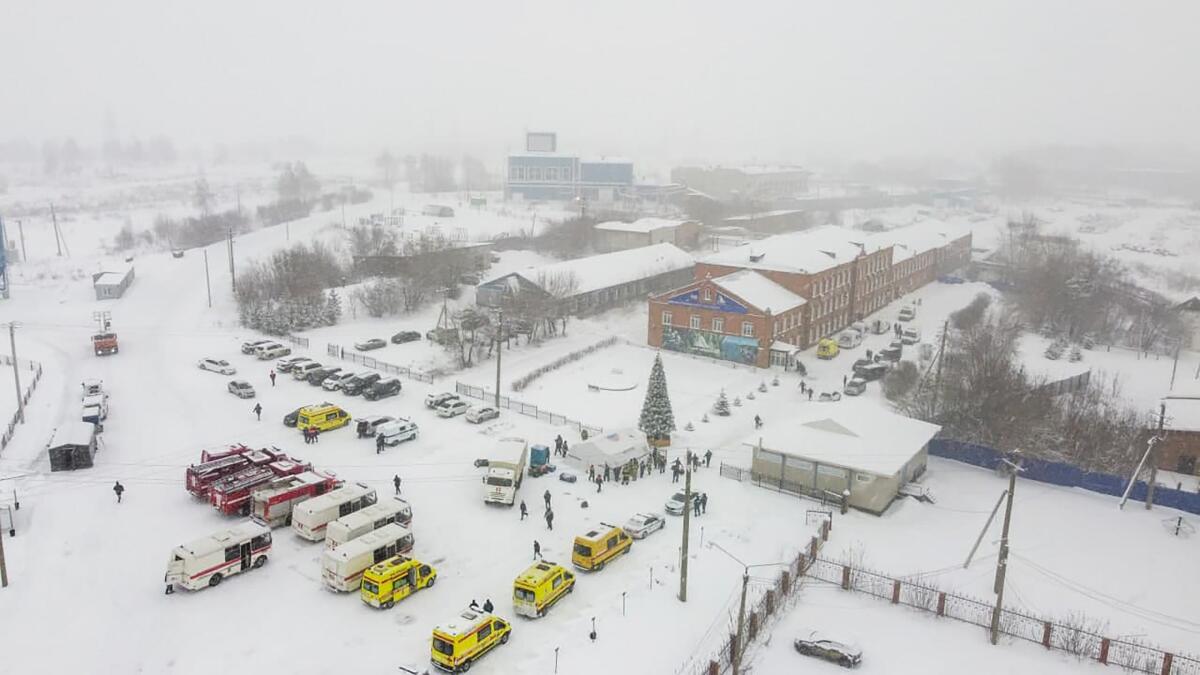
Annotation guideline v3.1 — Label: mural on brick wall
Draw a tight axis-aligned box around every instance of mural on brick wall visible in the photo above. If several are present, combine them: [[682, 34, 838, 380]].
[[661, 326, 758, 365], [666, 287, 749, 314]]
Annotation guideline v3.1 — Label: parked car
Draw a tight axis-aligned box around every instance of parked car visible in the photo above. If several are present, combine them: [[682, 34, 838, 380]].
[[376, 418, 419, 446], [425, 392, 459, 409], [851, 357, 873, 372], [343, 372, 383, 396], [258, 344, 292, 359], [355, 415, 395, 438], [283, 407, 303, 427], [363, 378, 402, 401], [253, 342, 285, 358], [241, 339, 273, 354], [465, 406, 500, 424], [276, 356, 311, 372], [794, 632, 862, 668], [818, 391, 843, 402], [855, 362, 889, 382], [436, 399, 470, 418], [391, 330, 422, 344], [901, 326, 921, 345], [837, 330, 863, 349], [665, 491, 705, 515], [355, 338, 387, 351], [292, 361, 323, 380], [322, 371, 359, 391], [623, 512, 665, 539], [197, 358, 236, 375], [817, 338, 840, 360], [938, 274, 965, 284], [843, 378, 867, 396], [306, 366, 343, 386], [898, 305, 917, 322], [228, 380, 256, 398]]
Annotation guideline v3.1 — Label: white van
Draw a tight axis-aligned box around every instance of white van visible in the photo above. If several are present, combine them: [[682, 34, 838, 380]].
[[291, 482, 378, 541], [325, 497, 413, 550], [837, 330, 863, 349], [377, 418, 419, 446], [320, 523, 414, 591], [901, 326, 922, 345], [898, 305, 917, 322], [164, 521, 271, 593]]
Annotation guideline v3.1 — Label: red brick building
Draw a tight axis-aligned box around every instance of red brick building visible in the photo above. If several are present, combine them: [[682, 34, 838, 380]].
[[1159, 391, 1200, 475], [648, 222, 973, 368]]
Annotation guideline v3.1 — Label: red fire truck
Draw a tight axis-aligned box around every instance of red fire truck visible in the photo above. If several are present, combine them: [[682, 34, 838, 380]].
[[209, 455, 311, 516], [250, 470, 341, 528], [185, 444, 260, 498]]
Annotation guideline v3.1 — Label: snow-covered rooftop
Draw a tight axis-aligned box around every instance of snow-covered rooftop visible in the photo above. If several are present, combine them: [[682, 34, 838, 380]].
[[493, 243, 694, 296], [93, 270, 131, 286], [713, 269, 807, 313], [867, 220, 973, 263], [594, 218, 689, 234], [747, 406, 941, 476], [1162, 389, 1200, 432], [702, 225, 882, 275], [722, 209, 806, 222], [50, 420, 96, 448]]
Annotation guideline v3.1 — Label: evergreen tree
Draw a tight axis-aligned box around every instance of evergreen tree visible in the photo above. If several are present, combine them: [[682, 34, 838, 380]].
[[638, 353, 676, 442], [713, 390, 731, 416], [323, 289, 342, 326]]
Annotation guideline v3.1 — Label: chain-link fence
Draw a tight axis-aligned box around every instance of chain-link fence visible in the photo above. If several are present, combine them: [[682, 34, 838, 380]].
[[805, 557, 1200, 675], [454, 382, 602, 437], [326, 344, 435, 384]]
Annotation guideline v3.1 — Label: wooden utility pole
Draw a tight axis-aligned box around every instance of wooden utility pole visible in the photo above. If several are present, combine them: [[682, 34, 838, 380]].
[[989, 460, 1018, 645], [931, 319, 950, 417], [50, 203, 62, 257], [732, 570, 749, 674], [203, 249, 212, 308], [8, 323, 24, 424], [1146, 403, 1166, 510], [678, 462, 692, 602], [0, 518, 8, 587]]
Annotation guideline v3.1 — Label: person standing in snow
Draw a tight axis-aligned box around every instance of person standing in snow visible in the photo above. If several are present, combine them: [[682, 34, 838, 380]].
[[269, 370, 276, 387], [520, 500, 528, 520], [376, 434, 385, 454], [533, 540, 541, 559], [754, 414, 763, 429], [693, 496, 701, 518], [704, 449, 713, 468], [562, 440, 569, 457], [700, 493, 708, 514], [807, 389, 814, 401], [483, 599, 494, 613], [113, 481, 125, 504], [393, 474, 401, 495], [543, 489, 551, 510], [545, 508, 554, 530], [596, 476, 603, 493], [253, 403, 262, 421]]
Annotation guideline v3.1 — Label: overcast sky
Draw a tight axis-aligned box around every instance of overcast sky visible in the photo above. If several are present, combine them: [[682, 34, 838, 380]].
[[3, 0, 1198, 165]]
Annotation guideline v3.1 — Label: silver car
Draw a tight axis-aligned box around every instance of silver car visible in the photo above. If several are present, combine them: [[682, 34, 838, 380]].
[[227, 380, 256, 398], [623, 512, 665, 539], [794, 632, 862, 668]]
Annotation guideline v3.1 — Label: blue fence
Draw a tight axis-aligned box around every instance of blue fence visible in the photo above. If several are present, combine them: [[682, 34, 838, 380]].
[[929, 439, 1200, 515]]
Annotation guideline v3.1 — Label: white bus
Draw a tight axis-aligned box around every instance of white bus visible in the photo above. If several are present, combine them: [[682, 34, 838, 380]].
[[291, 482, 377, 541], [320, 523, 414, 592], [164, 521, 271, 593], [324, 496, 413, 550]]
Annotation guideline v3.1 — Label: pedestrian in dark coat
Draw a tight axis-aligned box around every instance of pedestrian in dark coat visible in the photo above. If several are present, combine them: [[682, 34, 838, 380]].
[[520, 501, 528, 520], [545, 508, 554, 530], [693, 497, 701, 517], [376, 434, 386, 454], [562, 440, 569, 456], [533, 540, 541, 559], [253, 403, 262, 421], [604, 464, 611, 482], [113, 481, 125, 504], [596, 476, 603, 493], [808, 389, 814, 401], [704, 449, 713, 468], [483, 599, 494, 613], [543, 489, 551, 509], [555, 437, 563, 455], [470, 599, 480, 610], [700, 493, 708, 514], [754, 414, 763, 429], [269, 370, 276, 386], [843, 374, 848, 386], [393, 474, 401, 495], [588, 465, 595, 482]]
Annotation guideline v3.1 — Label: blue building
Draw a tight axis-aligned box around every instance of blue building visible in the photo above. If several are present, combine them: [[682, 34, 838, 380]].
[[506, 132, 633, 203]]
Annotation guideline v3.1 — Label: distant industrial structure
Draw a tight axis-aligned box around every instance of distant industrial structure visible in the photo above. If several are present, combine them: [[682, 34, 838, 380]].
[[671, 165, 811, 202], [505, 132, 634, 203]]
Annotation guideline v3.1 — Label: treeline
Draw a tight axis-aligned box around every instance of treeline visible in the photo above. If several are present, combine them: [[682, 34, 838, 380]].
[[234, 242, 345, 335]]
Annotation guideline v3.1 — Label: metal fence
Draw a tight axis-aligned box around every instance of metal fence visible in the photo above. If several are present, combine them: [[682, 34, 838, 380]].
[[282, 334, 309, 349], [0, 357, 44, 454], [326, 344, 435, 384], [805, 557, 1200, 675], [719, 463, 847, 511], [454, 382, 602, 437]]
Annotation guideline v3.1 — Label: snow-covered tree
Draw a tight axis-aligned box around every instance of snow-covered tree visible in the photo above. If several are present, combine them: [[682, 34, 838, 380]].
[[323, 289, 342, 326], [638, 353, 676, 444], [713, 390, 731, 416]]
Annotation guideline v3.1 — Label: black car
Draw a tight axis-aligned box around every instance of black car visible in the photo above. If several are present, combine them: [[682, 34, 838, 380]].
[[363, 378, 402, 401], [306, 366, 342, 385], [391, 330, 421, 345], [794, 633, 862, 668], [851, 357, 873, 372], [854, 362, 889, 382], [283, 407, 302, 427], [342, 373, 382, 396]]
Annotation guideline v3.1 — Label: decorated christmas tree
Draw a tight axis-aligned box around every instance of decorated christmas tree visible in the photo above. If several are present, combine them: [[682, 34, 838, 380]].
[[638, 353, 676, 444]]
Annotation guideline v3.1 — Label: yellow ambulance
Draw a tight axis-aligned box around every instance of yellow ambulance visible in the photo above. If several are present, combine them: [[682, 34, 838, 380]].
[[571, 523, 632, 571], [360, 555, 437, 609], [431, 608, 511, 673], [816, 338, 840, 360], [512, 561, 575, 618], [296, 403, 351, 433]]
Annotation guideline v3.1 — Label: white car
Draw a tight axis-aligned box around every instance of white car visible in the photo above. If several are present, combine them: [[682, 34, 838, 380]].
[[241, 339, 273, 354], [436, 399, 470, 418], [258, 344, 292, 359], [665, 491, 706, 515], [465, 406, 500, 424], [623, 512, 665, 539], [425, 392, 460, 409], [227, 380, 256, 398], [377, 418, 419, 446], [322, 371, 358, 391], [198, 358, 236, 375], [276, 355, 311, 372], [292, 362, 323, 380]]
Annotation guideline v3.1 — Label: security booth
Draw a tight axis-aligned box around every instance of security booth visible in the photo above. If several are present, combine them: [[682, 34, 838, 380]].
[[48, 421, 99, 471]]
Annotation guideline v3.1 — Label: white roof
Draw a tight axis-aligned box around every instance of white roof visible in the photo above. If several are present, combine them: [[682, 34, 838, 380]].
[[485, 437, 528, 464], [866, 221, 972, 263], [293, 482, 373, 517], [702, 225, 882, 275], [491, 243, 694, 297], [93, 272, 128, 286], [722, 209, 805, 222], [594, 218, 688, 234], [580, 156, 632, 164], [748, 406, 941, 476], [322, 523, 410, 562], [50, 421, 96, 447], [566, 429, 649, 470], [713, 269, 806, 313], [1163, 389, 1200, 432], [435, 608, 489, 637], [177, 521, 270, 559]]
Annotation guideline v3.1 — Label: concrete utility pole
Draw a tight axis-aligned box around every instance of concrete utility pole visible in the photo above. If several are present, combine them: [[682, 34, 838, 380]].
[[1146, 403, 1166, 510], [989, 458, 1019, 645], [733, 568, 749, 674], [0, 516, 8, 587], [16, 219, 27, 263], [203, 249, 212, 308], [931, 319, 950, 416], [1169, 342, 1180, 390], [678, 462, 692, 602], [494, 309, 503, 409], [8, 323, 24, 424], [50, 203, 62, 257]]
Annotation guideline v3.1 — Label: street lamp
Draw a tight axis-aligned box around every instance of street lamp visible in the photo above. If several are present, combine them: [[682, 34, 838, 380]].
[[708, 541, 789, 675]]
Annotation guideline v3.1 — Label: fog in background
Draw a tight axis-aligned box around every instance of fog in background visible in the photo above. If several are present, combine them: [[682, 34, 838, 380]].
[[3, 0, 1199, 166]]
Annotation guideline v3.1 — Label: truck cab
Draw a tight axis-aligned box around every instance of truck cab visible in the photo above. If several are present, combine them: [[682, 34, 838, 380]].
[[571, 524, 632, 571], [92, 332, 118, 356], [513, 561, 574, 618]]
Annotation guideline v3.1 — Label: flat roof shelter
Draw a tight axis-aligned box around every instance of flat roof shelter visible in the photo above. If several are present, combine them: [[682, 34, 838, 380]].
[[48, 420, 99, 471], [746, 406, 940, 514], [92, 267, 135, 300]]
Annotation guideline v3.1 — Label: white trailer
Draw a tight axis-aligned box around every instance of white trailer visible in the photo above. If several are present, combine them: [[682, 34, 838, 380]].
[[163, 521, 271, 593], [324, 497, 413, 550], [291, 482, 377, 541], [320, 523, 414, 591], [483, 437, 528, 506]]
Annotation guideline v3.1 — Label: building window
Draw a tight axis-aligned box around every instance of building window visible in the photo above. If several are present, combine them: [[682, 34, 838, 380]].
[[703, 288, 713, 302], [690, 315, 701, 330], [712, 317, 724, 332], [662, 311, 672, 326], [741, 322, 754, 337]]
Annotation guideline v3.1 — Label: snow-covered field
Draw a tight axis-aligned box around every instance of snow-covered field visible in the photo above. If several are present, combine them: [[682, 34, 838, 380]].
[[1, 173, 1197, 674]]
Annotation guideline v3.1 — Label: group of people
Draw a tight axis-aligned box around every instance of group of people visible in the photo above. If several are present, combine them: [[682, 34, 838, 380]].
[[518, 490, 555, 530], [691, 492, 709, 517], [301, 426, 321, 444], [669, 449, 713, 483], [552, 435, 570, 458], [468, 598, 495, 613]]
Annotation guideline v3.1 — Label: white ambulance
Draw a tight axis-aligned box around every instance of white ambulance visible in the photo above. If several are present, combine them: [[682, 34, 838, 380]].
[[324, 496, 413, 550], [320, 523, 414, 591], [164, 521, 271, 593], [291, 482, 377, 541]]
